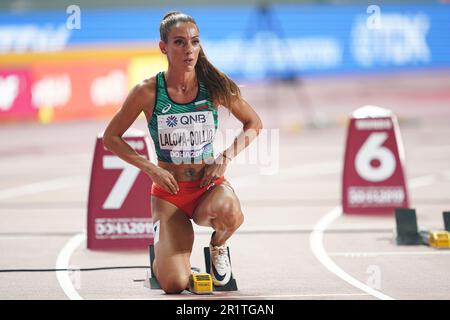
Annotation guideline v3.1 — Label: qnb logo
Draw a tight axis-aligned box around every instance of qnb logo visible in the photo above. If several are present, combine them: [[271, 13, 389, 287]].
[[180, 114, 207, 125], [166, 115, 178, 127]]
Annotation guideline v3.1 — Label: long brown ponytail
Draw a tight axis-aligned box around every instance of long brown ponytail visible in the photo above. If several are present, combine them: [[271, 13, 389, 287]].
[[159, 11, 241, 110]]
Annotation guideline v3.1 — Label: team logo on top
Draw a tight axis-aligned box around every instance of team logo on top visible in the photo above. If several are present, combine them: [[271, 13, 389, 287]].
[[161, 104, 172, 113], [165, 115, 178, 127]]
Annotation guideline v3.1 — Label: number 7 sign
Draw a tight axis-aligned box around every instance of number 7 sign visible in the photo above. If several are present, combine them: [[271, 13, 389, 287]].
[[342, 106, 409, 214], [102, 156, 140, 209], [87, 129, 154, 250]]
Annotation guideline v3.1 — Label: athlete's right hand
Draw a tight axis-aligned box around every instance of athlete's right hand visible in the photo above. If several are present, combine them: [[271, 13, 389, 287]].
[[144, 165, 179, 195]]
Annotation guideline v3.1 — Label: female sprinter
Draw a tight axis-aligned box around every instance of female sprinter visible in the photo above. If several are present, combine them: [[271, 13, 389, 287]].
[[103, 11, 263, 294]]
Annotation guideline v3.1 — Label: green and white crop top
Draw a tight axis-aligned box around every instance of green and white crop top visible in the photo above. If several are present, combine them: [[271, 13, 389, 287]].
[[148, 72, 219, 164]]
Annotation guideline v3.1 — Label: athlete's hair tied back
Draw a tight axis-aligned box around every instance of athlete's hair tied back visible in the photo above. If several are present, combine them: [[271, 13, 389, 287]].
[[159, 11, 241, 109]]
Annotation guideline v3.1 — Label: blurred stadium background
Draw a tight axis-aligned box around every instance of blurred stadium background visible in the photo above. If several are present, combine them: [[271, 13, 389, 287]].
[[1, 0, 449, 128]]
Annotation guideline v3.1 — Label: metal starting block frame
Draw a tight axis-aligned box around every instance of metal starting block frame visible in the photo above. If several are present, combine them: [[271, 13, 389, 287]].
[[395, 208, 450, 248], [147, 244, 238, 292], [203, 246, 238, 292], [395, 208, 423, 245], [148, 245, 161, 289], [444, 211, 450, 232]]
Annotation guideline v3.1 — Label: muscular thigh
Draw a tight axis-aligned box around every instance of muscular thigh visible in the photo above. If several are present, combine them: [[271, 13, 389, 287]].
[[193, 179, 242, 226], [151, 196, 194, 272]]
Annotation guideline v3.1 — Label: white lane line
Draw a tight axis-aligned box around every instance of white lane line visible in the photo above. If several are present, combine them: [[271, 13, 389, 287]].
[[55, 233, 86, 300], [148, 293, 371, 300], [231, 161, 340, 187], [310, 206, 395, 300], [53, 161, 340, 300], [193, 224, 393, 234], [56, 168, 448, 300], [310, 173, 448, 301], [275, 162, 341, 182], [274, 161, 340, 177], [0, 175, 85, 200], [329, 251, 450, 257], [408, 174, 438, 189]]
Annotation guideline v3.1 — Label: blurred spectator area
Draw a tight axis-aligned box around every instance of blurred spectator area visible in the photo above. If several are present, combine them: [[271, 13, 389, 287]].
[[1, 0, 449, 124], [0, 0, 443, 12]]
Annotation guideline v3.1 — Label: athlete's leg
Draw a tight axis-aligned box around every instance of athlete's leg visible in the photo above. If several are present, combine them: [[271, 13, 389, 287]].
[[192, 179, 244, 246], [151, 196, 194, 294]]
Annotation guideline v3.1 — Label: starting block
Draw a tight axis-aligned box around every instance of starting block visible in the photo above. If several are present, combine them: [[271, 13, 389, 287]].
[[189, 273, 213, 295], [147, 244, 238, 293], [148, 245, 161, 289], [395, 208, 422, 245], [428, 231, 450, 249], [395, 208, 450, 248], [444, 211, 450, 232]]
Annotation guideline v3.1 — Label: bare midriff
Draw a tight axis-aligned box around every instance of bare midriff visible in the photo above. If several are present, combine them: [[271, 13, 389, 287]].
[[158, 160, 209, 182]]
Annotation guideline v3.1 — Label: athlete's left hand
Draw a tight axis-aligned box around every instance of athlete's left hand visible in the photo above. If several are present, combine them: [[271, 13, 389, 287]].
[[200, 154, 230, 188]]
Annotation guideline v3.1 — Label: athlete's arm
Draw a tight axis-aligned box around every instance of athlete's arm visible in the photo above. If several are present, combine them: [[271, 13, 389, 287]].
[[200, 97, 263, 187], [222, 97, 263, 160], [103, 79, 179, 194]]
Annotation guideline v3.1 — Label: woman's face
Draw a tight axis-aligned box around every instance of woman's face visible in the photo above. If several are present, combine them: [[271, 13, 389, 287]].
[[160, 22, 201, 71]]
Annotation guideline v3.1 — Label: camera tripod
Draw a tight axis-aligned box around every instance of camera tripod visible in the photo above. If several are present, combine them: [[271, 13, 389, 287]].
[[236, 1, 324, 130]]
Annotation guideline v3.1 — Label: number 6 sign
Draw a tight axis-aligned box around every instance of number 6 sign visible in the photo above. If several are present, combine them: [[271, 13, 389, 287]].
[[87, 128, 154, 250], [342, 106, 409, 214]]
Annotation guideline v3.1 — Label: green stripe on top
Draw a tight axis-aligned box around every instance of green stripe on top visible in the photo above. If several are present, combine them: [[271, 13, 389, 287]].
[[148, 71, 219, 164]]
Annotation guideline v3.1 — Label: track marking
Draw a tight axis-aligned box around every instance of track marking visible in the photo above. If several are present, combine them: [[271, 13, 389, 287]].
[[408, 174, 438, 188], [232, 161, 340, 187], [55, 169, 447, 300], [53, 161, 342, 300], [275, 162, 341, 182], [0, 175, 85, 200], [193, 224, 393, 234], [147, 293, 371, 300], [310, 206, 395, 300], [55, 233, 86, 300], [310, 173, 448, 300], [329, 251, 450, 257]]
